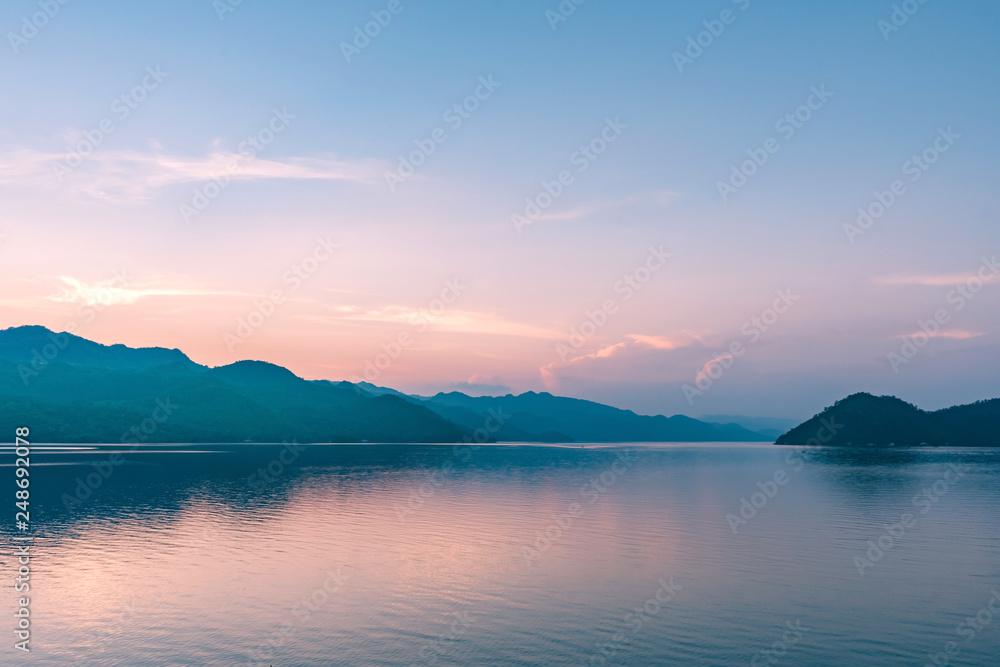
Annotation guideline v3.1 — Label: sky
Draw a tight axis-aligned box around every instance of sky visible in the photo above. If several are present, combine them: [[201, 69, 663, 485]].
[[0, 0, 998, 420]]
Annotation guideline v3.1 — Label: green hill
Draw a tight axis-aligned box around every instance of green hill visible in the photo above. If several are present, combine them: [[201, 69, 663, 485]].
[[775, 392, 1000, 447], [0, 326, 774, 444]]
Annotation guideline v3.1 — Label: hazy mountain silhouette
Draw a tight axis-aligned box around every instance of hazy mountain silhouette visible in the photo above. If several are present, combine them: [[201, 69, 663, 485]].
[[0, 357, 469, 444], [354, 382, 771, 443], [701, 414, 800, 440], [0, 326, 770, 443], [0, 325, 201, 371], [776, 392, 1000, 447]]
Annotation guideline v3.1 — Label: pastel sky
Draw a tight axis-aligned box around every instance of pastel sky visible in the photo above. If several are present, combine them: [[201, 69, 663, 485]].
[[1, 0, 997, 419]]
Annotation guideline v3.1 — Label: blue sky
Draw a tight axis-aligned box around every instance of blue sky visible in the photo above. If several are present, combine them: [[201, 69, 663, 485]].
[[1, 0, 998, 419]]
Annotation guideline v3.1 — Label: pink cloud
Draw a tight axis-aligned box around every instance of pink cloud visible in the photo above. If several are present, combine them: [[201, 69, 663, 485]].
[[875, 273, 998, 287], [539, 331, 707, 389], [693, 353, 736, 385], [0, 146, 386, 203], [895, 329, 984, 340]]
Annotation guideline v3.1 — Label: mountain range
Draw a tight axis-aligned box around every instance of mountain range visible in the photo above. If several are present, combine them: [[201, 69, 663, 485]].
[[776, 392, 1000, 447], [6, 326, 995, 447], [0, 326, 771, 444]]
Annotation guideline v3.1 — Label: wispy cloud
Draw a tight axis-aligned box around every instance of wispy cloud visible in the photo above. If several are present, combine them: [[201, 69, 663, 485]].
[[304, 306, 562, 340], [533, 200, 616, 222], [895, 329, 984, 340], [48, 276, 236, 306], [626, 332, 706, 349], [875, 273, 998, 287], [534, 189, 681, 222], [694, 353, 734, 385], [0, 146, 386, 203], [539, 330, 706, 386], [441, 374, 512, 396], [651, 189, 682, 206]]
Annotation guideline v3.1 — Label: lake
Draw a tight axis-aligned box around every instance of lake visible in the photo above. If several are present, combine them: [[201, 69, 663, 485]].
[[5, 442, 1000, 665]]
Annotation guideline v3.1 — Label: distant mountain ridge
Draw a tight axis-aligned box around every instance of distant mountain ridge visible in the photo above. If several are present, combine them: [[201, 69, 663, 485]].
[[775, 392, 1000, 447], [1, 325, 201, 374], [701, 414, 800, 440], [349, 382, 770, 442], [411, 389, 769, 443], [0, 326, 772, 444]]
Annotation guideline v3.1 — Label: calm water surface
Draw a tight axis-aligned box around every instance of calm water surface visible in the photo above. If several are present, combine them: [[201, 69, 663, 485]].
[[3, 443, 999, 665]]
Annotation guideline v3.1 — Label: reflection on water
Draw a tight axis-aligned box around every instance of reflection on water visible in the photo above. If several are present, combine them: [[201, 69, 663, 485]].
[[3, 443, 1000, 665]]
